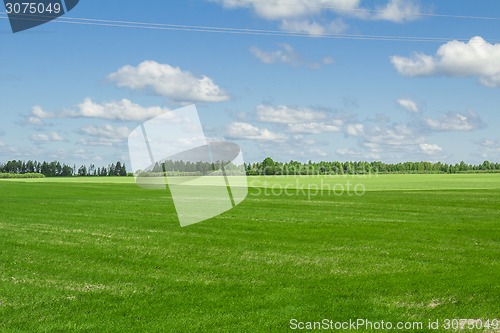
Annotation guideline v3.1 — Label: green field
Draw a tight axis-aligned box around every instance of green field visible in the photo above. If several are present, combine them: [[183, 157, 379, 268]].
[[0, 175, 499, 332]]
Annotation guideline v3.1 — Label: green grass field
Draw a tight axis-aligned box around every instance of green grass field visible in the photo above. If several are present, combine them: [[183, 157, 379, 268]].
[[0, 175, 499, 332]]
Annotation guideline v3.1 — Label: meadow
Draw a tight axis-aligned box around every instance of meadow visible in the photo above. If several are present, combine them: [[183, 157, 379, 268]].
[[0, 174, 499, 332]]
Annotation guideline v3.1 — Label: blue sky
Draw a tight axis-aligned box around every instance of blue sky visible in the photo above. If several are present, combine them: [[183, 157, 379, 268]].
[[1, 0, 500, 168]]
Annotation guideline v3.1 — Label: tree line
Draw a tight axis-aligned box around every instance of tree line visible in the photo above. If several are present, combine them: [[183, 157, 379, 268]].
[[0, 160, 127, 177], [144, 158, 500, 176], [247, 158, 500, 175], [1, 158, 499, 178]]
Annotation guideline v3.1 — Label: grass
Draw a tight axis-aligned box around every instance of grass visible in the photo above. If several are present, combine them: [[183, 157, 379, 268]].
[[0, 173, 45, 179], [0, 175, 499, 332]]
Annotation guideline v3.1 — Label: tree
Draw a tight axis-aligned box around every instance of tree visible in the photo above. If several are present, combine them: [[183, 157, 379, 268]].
[[119, 163, 127, 176], [262, 157, 275, 175], [115, 162, 122, 176], [61, 165, 73, 177], [78, 165, 87, 177]]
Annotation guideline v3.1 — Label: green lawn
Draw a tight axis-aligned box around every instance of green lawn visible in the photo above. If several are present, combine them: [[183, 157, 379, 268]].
[[0, 175, 499, 332]]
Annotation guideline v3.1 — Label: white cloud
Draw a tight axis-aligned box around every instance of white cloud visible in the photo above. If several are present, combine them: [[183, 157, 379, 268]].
[[336, 147, 361, 157], [280, 19, 324, 36], [0, 141, 19, 155], [419, 143, 443, 155], [363, 124, 425, 153], [251, 43, 300, 65], [226, 122, 286, 141], [25, 116, 45, 126], [212, 0, 422, 36], [256, 104, 329, 124], [480, 139, 500, 148], [309, 148, 328, 157], [30, 132, 65, 143], [291, 135, 327, 146], [108, 61, 230, 103], [212, 0, 361, 20], [346, 124, 364, 136], [397, 99, 420, 113], [373, 0, 421, 22], [80, 124, 130, 140], [31, 105, 53, 119], [32, 99, 172, 122], [479, 139, 500, 153], [251, 44, 334, 69], [287, 122, 341, 134], [78, 124, 131, 147], [424, 110, 484, 131], [77, 138, 122, 147], [391, 36, 500, 87], [322, 56, 335, 65], [280, 18, 348, 36]]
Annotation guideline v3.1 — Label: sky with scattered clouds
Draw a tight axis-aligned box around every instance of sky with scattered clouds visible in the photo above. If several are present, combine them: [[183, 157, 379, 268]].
[[1, 0, 500, 167]]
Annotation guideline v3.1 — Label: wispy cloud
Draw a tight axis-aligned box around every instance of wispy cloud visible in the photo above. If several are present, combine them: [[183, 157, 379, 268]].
[[251, 43, 300, 65], [80, 124, 130, 140], [256, 104, 328, 124], [280, 18, 348, 36], [29, 99, 173, 122], [225, 122, 287, 142], [287, 122, 341, 134], [397, 99, 420, 113], [423, 110, 485, 132], [30, 132, 66, 143], [251, 43, 334, 69]]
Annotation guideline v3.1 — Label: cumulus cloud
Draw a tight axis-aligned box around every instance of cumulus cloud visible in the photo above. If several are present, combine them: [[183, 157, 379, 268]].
[[30, 132, 65, 143], [226, 122, 286, 141], [256, 104, 329, 124], [391, 36, 500, 87], [108, 61, 230, 103], [423, 110, 484, 131], [397, 99, 420, 113], [419, 143, 443, 155], [31, 99, 172, 122]]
